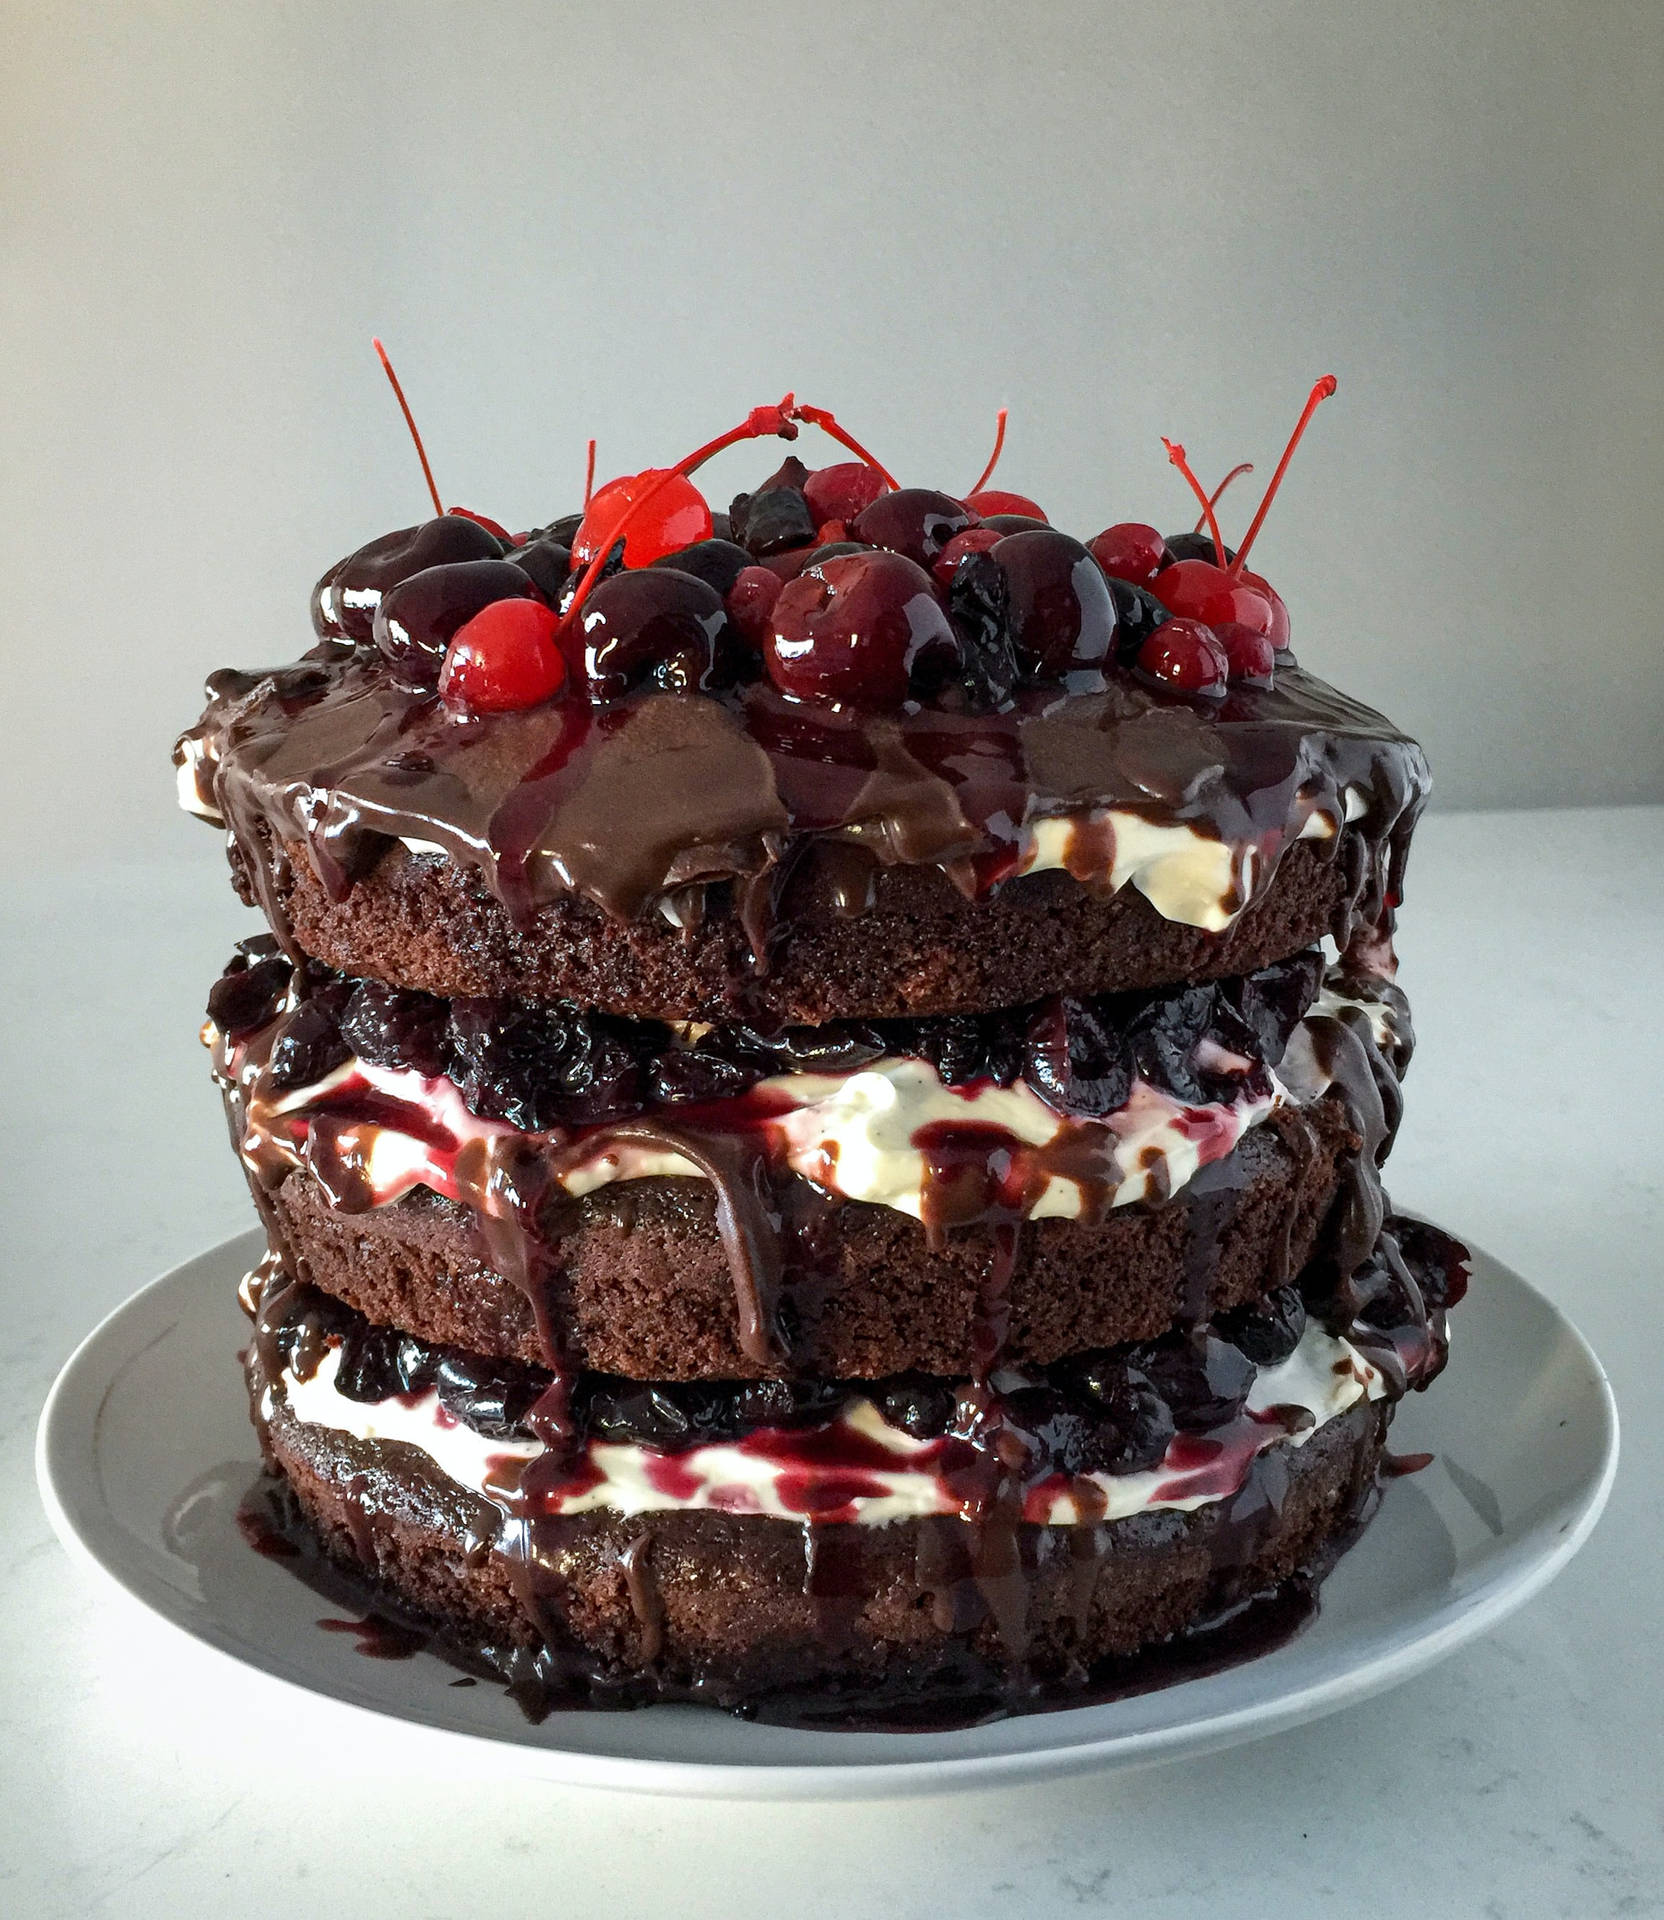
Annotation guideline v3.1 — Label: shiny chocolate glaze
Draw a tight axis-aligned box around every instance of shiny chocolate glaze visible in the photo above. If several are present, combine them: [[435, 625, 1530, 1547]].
[[178, 643, 1428, 969], [216, 956, 1408, 1380]]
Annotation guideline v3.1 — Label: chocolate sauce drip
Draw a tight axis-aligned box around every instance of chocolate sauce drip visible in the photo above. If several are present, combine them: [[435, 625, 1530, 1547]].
[[241, 1214, 1460, 1726], [619, 1534, 665, 1664], [181, 648, 1428, 971], [216, 954, 1409, 1384]]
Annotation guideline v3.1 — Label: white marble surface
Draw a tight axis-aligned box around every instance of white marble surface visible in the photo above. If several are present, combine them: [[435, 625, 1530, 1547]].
[[3, 806, 1660, 1918]]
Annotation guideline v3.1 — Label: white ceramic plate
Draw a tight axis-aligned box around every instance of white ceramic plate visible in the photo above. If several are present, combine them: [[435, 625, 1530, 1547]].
[[37, 1227, 1615, 1798]]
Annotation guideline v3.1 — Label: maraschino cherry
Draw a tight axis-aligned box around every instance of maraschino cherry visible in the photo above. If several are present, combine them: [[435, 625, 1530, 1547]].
[[961, 408, 1049, 521], [1152, 446, 1275, 634], [803, 461, 890, 528], [1154, 377, 1337, 648], [372, 339, 509, 544], [1137, 616, 1228, 695], [439, 599, 567, 711], [572, 470, 713, 569], [931, 525, 1003, 585], [1088, 522, 1167, 589]]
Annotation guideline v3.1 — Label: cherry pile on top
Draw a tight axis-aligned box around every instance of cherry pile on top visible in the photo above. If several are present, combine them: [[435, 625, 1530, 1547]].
[[275, 1277, 1322, 1473], [308, 381, 1338, 718], [209, 942, 1322, 1133]]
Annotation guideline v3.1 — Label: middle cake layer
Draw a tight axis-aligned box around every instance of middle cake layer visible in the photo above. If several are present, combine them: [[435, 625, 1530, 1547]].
[[210, 948, 1410, 1380]]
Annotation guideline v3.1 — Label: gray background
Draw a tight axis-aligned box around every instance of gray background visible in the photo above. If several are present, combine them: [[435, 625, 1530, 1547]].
[[4, 0, 1662, 856]]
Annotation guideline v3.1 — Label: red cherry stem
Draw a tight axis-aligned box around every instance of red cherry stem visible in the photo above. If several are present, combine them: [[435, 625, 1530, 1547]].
[[789, 403, 900, 490], [557, 396, 802, 636], [583, 438, 596, 509], [372, 338, 443, 518], [1230, 376, 1338, 575], [967, 408, 1009, 496], [1162, 438, 1227, 569], [1194, 462, 1254, 532]]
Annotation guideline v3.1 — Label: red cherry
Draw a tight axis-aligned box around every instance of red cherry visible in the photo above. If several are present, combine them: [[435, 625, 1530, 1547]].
[[1087, 522, 1166, 589], [961, 409, 1047, 520], [850, 488, 979, 568], [932, 525, 1003, 585], [803, 462, 891, 528], [765, 551, 959, 709], [726, 564, 784, 649], [447, 506, 513, 542], [1154, 557, 1274, 635], [1137, 617, 1229, 696], [439, 598, 567, 711], [572, 470, 713, 569], [1238, 568, 1291, 648], [964, 488, 1047, 521], [1212, 621, 1277, 685]]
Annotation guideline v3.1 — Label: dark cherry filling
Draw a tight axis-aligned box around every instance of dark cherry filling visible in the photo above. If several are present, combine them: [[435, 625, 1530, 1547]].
[[211, 946, 1325, 1132], [273, 1286, 1263, 1468], [269, 1216, 1463, 1466]]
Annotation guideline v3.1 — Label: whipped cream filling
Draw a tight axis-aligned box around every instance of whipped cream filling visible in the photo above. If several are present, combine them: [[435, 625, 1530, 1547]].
[[174, 732, 222, 823], [227, 1034, 1278, 1227], [271, 1319, 1384, 1530], [1013, 787, 1367, 932]]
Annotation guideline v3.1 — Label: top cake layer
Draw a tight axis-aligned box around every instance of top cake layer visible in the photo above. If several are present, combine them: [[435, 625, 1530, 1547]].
[[176, 415, 1428, 1023], [181, 651, 1424, 1021]]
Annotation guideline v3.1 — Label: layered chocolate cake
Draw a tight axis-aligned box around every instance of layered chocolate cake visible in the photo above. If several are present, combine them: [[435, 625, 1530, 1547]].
[[176, 376, 1466, 1723]]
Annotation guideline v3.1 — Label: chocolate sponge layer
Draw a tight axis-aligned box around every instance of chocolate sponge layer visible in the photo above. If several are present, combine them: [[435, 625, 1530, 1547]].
[[256, 1378, 1388, 1715], [237, 827, 1361, 1025], [264, 1104, 1356, 1381]]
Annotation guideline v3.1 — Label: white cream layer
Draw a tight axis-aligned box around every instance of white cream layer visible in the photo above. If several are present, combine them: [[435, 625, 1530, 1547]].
[[273, 1321, 1384, 1530], [241, 1042, 1277, 1226], [1013, 786, 1367, 932]]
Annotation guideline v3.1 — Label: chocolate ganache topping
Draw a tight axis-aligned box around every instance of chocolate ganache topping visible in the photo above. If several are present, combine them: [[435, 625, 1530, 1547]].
[[180, 643, 1426, 962], [176, 387, 1429, 998]]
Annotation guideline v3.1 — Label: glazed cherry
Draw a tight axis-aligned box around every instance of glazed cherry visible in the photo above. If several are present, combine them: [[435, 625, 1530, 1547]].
[[314, 515, 505, 641], [725, 565, 783, 652], [960, 410, 1046, 521], [1153, 378, 1336, 657], [849, 488, 978, 569], [964, 488, 1047, 521], [1088, 522, 1166, 589], [574, 568, 732, 700], [373, 558, 540, 684], [931, 525, 1003, 586], [1136, 616, 1229, 696], [1162, 530, 1235, 568], [650, 537, 752, 598], [1212, 621, 1277, 686], [447, 506, 513, 542], [572, 470, 713, 569], [1238, 568, 1291, 648], [510, 535, 572, 602], [765, 551, 960, 709], [439, 599, 567, 712], [742, 486, 818, 557], [1104, 577, 1170, 662], [1153, 557, 1274, 636], [803, 461, 890, 529], [979, 512, 1049, 536], [993, 528, 1117, 677]]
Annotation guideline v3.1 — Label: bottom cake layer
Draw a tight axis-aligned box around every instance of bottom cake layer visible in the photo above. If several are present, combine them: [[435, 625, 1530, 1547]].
[[252, 1357, 1393, 1722]]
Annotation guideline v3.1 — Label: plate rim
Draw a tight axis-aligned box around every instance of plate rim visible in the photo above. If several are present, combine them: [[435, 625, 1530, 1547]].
[[35, 1228, 1620, 1800]]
